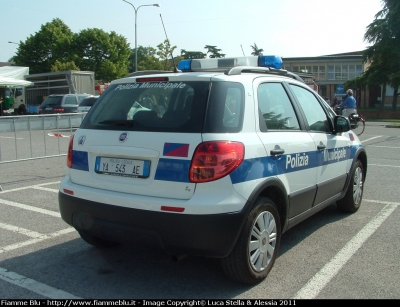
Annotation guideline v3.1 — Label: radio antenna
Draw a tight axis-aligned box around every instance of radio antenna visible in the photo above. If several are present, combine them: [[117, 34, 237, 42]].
[[159, 14, 179, 72]]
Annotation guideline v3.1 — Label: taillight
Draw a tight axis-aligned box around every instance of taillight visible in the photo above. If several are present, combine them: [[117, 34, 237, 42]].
[[54, 107, 64, 113], [189, 141, 244, 183], [67, 135, 74, 168]]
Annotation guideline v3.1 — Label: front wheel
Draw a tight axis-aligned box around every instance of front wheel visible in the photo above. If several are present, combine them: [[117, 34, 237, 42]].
[[220, 197, 281, 284], [350, 117, 365, 135], [337, 159, 364, 213]]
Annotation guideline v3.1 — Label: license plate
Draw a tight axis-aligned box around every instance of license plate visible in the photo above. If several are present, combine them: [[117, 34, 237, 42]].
[[45, 107, 53, 110], [95, 157, 150, 178]]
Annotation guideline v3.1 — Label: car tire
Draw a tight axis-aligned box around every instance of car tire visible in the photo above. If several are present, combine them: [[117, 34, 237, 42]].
[[337, 159, 364, 213], [220, 197, 281, 284], [78, 230, 120, 248]]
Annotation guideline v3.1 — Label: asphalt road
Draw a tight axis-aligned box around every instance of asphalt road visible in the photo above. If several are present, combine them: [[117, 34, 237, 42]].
[[0, 121, 399, 300]]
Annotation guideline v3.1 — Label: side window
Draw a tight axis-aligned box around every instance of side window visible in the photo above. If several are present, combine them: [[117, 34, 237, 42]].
[[289, 84, 330, 132], [204, 82, 245, 133], [223, 87, 242, 128], [64, 96, 77, 105], [258, 83, 300, 131]]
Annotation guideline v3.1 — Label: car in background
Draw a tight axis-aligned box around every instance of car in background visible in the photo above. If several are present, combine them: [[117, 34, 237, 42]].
[[39, 94, 93, 114], [78, 95, 100, 113]]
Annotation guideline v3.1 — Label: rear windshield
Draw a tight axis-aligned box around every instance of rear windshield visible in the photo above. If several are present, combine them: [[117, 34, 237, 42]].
[[81, 81, 210, 133], [41, 96, 62, 106], [80, 80, 244, 133]]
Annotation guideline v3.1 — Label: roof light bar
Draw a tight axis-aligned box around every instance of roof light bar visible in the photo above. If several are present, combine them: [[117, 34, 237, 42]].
[[177, 55, 283, 72]]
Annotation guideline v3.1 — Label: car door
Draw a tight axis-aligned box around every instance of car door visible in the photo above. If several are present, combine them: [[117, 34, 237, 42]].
[[255, 80, 317, 219], [288, 83, 350, 207]]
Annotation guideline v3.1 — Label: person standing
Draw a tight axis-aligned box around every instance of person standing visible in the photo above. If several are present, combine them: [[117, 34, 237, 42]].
[[339, 89, 357, 118], [326, 97, 331, 106]]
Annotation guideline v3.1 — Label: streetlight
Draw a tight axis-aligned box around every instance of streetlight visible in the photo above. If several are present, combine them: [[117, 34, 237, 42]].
[[8, 41, 19, 45], [122, 0, 160, 72]]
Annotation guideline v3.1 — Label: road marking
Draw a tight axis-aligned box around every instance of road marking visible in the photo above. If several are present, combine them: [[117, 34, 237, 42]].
[[367, 145, 400, 149], [0, 222, 44, 238], [0, 228, 76, 254], [0, 136, 24, 140], [361, 136, 382, 142], [368, 164, 400, 168], [0, 266, 81, 299], [294, 200, 398, 299], [0, 199, 60, 217], [34, 186, 59, 193], [0, 181, 60, 194]]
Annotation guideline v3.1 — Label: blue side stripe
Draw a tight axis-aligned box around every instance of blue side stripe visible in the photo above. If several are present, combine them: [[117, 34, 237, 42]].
[[154, 158, 191, 182], [72, 145, 362, 184], [230, 146, 353, 184]]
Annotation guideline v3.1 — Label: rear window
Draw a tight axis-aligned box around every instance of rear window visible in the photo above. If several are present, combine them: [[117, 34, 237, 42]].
[[79, 97, 98, 107], [41, 96, 62, 106], [81, 81, 210, 133], [80, 79, 245, 133], [64, 96, 78, 105]]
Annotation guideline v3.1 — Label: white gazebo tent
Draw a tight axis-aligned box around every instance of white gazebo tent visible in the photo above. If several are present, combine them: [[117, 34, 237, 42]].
[[0, 66, 32, 87]]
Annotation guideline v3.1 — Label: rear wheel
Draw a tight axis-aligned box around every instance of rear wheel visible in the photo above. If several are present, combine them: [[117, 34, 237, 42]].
[[220, 197, 281, 284], [337, 159, 364, 213], [78, 230, 120, 248]]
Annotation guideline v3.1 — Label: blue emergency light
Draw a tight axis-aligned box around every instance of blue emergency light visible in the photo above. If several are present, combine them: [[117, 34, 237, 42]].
[[177, 55, 283, 72]]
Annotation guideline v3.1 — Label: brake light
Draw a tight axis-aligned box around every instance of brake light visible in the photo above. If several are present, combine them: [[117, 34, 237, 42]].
[[54, 107, 64, 113], [67, 135, 74, 168], [136, 77, 169, 82], [189, 141, 244, 183]]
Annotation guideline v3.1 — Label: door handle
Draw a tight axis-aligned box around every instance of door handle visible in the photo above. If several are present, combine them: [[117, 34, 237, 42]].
[[270, 148, 285, 156]]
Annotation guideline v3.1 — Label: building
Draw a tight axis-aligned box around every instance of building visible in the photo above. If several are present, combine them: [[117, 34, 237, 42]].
[[282, 51, 382, 108]]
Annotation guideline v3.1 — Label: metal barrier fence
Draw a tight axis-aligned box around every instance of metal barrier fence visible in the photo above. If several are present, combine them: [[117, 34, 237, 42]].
[[0, 113, 85, 164]]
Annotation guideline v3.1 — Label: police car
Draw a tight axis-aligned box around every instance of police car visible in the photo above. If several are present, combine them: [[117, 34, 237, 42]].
[[59, 55, 367, 284]]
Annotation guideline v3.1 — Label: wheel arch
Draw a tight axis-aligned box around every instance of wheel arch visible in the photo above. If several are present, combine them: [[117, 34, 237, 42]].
[[340, 146, 367, 199], [245, 177, 289, 233]]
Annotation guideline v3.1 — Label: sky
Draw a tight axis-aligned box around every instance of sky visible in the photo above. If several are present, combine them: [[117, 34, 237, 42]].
[[0, 0, 384, 62]]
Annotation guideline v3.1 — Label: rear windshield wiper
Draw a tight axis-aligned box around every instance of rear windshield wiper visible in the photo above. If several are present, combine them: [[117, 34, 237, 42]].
[[98, 120, 134, 127]]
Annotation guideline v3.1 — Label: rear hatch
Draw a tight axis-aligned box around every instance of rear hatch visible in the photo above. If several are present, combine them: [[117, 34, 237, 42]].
[[69, 75, 211, 200]]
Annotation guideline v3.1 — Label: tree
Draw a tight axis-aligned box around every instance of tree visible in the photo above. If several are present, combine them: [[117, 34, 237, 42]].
[[12, 18, 74, 74], [363, 0, 400, 111], [128, 46, 157, 72], [180, 50, 206, 59], [156, 39, 177, 71], [250, 43, 264, 56], [51, 60, 80, 72], [204, 45, 225, 58], [73, 29, 130, 81]]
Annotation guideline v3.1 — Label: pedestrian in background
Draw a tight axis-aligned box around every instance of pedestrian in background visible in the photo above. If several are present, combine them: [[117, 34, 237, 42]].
[[326, 97, 331, 106]]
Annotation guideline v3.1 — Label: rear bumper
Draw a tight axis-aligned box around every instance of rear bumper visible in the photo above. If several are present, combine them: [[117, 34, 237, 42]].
[[59, 192, 249, 258]]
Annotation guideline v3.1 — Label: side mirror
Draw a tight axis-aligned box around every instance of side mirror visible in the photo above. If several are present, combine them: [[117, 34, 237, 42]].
[[334, 116, 350, 134]]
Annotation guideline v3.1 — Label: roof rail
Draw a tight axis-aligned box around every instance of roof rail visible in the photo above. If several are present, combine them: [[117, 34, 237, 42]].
[[225, 66, 305, 83], [125, 70, 173, 78]]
